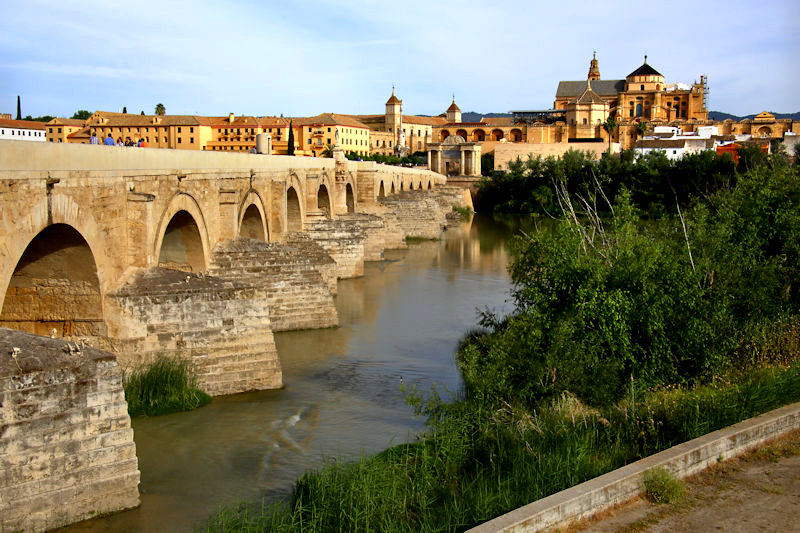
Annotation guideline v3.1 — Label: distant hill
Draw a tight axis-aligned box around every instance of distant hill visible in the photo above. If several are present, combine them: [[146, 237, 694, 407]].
[[462, 111, 512, 122], [709, 111, 800, 121]]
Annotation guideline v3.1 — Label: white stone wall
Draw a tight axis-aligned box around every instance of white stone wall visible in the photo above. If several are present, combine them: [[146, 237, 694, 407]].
[[0, 328, 139, 532]]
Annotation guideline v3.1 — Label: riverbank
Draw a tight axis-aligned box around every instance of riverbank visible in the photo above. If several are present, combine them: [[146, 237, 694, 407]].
[[570, 428, 800, 532]]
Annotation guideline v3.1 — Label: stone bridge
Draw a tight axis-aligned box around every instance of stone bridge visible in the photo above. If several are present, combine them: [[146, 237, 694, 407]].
[[0, 140, 471, 396]]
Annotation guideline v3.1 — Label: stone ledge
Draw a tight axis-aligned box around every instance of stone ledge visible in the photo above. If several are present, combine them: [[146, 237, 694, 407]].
[[469, 402, 800, 533]]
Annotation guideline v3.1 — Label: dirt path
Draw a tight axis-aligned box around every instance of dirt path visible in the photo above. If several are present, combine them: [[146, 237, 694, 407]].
[[569, 430, 800, 533]]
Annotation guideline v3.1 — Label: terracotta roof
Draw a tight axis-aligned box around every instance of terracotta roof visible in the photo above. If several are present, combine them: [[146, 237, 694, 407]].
[[89, 111, 200, 126], [386, 91, 401, 105], [402, 115, 447, 126], [482, 117, 515, 126], [291, 113, 369, 129], [635, 139, 686, 149], [627, 62, 663, 78], [0, 118, 47, 130], [572, 84, 606, 105], [447, 100, 461, 112], [556, 80, 625, 98], [47, 118, 85, 126], [68, 128, 90, 138]]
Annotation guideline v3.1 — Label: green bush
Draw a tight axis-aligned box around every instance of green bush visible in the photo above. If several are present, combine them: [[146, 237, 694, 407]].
[[641, 468, 685, 504], [123, 356, 211, 418], [460, 166, 799, 408]]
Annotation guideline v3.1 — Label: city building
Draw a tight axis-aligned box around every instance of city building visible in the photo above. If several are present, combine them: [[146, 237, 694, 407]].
[[45, 118, 85, 143], [0, 118, 47, 142]]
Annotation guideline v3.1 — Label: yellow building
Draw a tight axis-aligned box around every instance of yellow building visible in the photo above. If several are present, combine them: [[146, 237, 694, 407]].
[[293, 113, 371, 157], [45, 118, 85, 143]]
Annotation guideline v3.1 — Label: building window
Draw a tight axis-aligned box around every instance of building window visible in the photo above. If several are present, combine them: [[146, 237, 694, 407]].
[[177, 127, 182, 133], [190, 137, 194, 143], [640, 84, 644, 91], [178, 138, 182, 143], [190, 127, 194, 133], [49, 127, 53, 133], [327, 127, 331, 132]]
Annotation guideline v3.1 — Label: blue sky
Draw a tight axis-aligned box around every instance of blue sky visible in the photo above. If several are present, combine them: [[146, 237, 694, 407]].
[[1, 0, 798, 118]]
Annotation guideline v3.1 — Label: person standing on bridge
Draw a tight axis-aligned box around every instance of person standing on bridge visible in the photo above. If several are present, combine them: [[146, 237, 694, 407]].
[[103, 133, 115, 146], [89, 131, 99, 144]]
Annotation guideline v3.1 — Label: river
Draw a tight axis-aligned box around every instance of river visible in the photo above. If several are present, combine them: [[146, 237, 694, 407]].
[[62, 214, 522, 532]]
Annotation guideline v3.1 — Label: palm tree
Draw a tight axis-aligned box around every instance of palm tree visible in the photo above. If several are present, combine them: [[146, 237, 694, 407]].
[[601, 116, 617, 153], [155, 103, 166, 116], [321, 144, 335, 158], [635, 120, 649, 141]]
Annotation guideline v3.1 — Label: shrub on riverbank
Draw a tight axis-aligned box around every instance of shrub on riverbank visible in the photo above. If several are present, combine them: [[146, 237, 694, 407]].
[[460, 164, 799, 408], [123, 356, 211, 417]]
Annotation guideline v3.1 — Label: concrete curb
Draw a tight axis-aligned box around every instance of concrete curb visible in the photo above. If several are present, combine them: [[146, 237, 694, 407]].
[[469, 402, 800, 532]]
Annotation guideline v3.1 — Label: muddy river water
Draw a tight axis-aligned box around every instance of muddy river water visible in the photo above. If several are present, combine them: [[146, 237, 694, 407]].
[[64, 214, 523, 532]]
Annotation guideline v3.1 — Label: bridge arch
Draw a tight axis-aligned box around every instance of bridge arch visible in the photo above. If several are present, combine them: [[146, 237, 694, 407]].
[[238, 190, 269, 241], [390, 182, 396, 194], [286, 186, 303, 231], [0, 224, 104, 338], [283, 172, 306, 232], [317, 183, 332, 218], [345, 183, 355, 213], [153, 193, 211, 271], [0, 194, 113, 318], [378, 180, 386, 199]]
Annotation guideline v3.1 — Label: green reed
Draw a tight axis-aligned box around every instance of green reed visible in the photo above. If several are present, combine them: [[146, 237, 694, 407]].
[[123, 356, 211, 418]]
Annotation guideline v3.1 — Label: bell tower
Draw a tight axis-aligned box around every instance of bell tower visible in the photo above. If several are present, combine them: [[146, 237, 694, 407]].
[[385, 87, 402, 134], [588, 51, 600, 81]]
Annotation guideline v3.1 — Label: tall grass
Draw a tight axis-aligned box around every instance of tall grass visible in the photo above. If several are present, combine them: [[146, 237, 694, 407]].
[[123, 356, 211, 418], [201, 362, 800, 532]]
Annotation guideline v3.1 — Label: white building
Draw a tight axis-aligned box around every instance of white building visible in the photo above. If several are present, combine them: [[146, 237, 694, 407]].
[[636, 125, 720, 160], [0, 118, 47, 142]]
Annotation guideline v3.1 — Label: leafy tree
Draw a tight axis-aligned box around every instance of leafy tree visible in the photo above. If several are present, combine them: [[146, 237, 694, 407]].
[[601, 116, 617, 153], [155, 103, 165, 116], [16, 95, 21, 120], [287, 120, 295, 155], [71, 110, 91, 120], [481, 153, 494, 176], [141, 111, 145, 115]]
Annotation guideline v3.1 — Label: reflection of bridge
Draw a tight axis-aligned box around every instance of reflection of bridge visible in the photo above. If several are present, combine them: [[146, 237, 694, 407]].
[[0, 140, 470, 395]]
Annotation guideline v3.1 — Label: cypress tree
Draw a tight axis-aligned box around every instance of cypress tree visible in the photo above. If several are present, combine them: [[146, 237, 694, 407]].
[[287, 120, 295, 156], [123, 106, 127, 114], [16, 95, 21, 120]]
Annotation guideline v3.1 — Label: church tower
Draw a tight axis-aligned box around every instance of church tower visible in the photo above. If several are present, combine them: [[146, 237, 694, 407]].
[[385, 87, 402, 135], [446, 98, 461, 123], [588, 51, 600, 81]]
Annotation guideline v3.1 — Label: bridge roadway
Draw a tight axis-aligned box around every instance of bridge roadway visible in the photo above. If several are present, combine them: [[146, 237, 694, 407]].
[[0, 140, 469, 395]]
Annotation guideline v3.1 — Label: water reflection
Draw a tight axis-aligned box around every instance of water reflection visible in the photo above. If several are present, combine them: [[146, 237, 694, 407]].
[[59, 214, 522, 533]]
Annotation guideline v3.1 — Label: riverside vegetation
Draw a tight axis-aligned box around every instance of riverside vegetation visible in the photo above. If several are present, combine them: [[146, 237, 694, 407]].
[[203, 148, 799, 531], [123, 356, 211, 418]]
